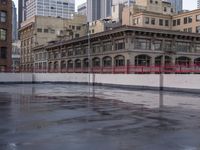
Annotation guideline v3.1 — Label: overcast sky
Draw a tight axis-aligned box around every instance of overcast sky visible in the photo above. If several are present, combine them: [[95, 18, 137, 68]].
[[13, 0, 197, 14]]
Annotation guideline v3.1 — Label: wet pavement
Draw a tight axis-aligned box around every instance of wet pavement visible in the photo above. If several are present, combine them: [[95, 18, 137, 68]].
[[0, 84, 200, 150]]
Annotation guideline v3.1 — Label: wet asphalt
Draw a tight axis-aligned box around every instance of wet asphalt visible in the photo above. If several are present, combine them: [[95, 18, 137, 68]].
[[0, 84, 200, 150]]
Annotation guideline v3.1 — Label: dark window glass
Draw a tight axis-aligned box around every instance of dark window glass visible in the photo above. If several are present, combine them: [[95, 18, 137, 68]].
[[0, 47, 7, 59], [159, 19, 163, 26]]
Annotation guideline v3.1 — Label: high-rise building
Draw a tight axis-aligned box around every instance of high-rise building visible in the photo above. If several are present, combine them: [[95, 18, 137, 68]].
[[18, 0, 28, 29], [26, 0, 75, 20], [12, 1, 17, 41], [112, 0, 135, 6], [198, 0, 200, 9], [78, 2, 87, 16], [87, 0, 112, 22], [163, 0, 183, 13], [0, 0, 12, 71]]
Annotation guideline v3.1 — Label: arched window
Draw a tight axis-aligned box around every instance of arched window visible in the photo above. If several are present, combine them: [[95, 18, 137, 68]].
[[83, 58, 89, 68], [61, 60, 66, 69], [92, 57, 100, 67], [75, 59, 81, 68], [194, 58, 200, 66], [155, 55, 172, 66], [103, 56, 112, 67], [176, 57, 191, 66], [54, 61, 59, 70], [67, 60, 73, 69], [114, 55, 125, 67]]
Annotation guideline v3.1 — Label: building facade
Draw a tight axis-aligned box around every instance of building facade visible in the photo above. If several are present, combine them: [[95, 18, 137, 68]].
[[78, 2, 87, 16], [172, 9, 200, 33], [113, 0, 135, 6], [163, 0, 183, 13], [32, 26, 200, 74], [198, 0, 200, 9], [26, 0, 75, 20], [121, 0, 200, 34], [12, 1, 17, 41], [12, 40, 20, 72], [87, 0, 112, 22], [19, 15, 87, 71], [18, 0, 28, 29], [0, 0, 12, 71]]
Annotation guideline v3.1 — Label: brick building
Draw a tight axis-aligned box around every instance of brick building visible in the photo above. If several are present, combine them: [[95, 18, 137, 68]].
[[0, 0, 12, 71]]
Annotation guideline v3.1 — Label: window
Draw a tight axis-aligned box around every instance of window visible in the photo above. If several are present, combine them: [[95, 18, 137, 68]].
[[196, 26, 200, 33], [144, 17, 149, 24], [188, 16, 192, 23], [163, 41, 172, 51], [75, 34, 79, 38], [103, 42, 112, 52], [164, 7, 167, 12], [76, 26, 81, 30], [173, 20, 176, 26], [135, 39, 151, 50], [44, 29, 48, 33], [115, 40, 125, 50], [184, 17, 187, 24], [0, 29, 6, 40], [159, 19, 163, 26], [50, 29, 55, 33], [1, 0, 7, 4], [0, 11, 6, 22], [188, 28, 192, 33], [177, 19, 181, 25], [150, 0, 153, 3], [0, 47, 7, 59], [37, 28, 42, 32], [151, 18, 155, 25], [183, 28, 187, 32], [165, 20, 169, 26], [154, 40, 162, 51], [176, 42, 191, 52], [196, 15, 200, 22]]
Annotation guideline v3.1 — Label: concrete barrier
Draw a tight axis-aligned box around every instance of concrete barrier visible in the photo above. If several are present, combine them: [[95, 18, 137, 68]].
[[0, 73, 200, 93], [0, 73, 33, 83]]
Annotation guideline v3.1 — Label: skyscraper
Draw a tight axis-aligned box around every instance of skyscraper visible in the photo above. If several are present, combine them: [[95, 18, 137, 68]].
[[18, 0, 28, 29], [198, 0, 200, 8], [163, 0, 183, 13], [112, 0, 135, 6], [87, 0, 112, 22], [26, 0, 75, 20], [78, 2, 87, 16], [12, 1, 17, 41]]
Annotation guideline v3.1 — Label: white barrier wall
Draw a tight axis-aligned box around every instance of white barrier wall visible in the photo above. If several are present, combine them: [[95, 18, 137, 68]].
[[164, 75, 200, 90], [0, 73, 33, 83], [33, 73, 89, 83], [0, 73, 200, 92], [94, 74, 160, 88]]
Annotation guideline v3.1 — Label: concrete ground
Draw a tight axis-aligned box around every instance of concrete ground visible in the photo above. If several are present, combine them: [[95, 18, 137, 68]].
[[0, 84, 200, 150]]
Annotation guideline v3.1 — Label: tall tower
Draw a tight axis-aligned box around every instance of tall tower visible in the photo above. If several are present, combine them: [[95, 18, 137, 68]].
[[198, 0, 200, 9], [87, 0, 112, 22], [163, 0, 183, 13], [12, 1, 17, 41], [18, 0, 28, 29], [26, 0, 75, 20], [112, 0, 135, 6]]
